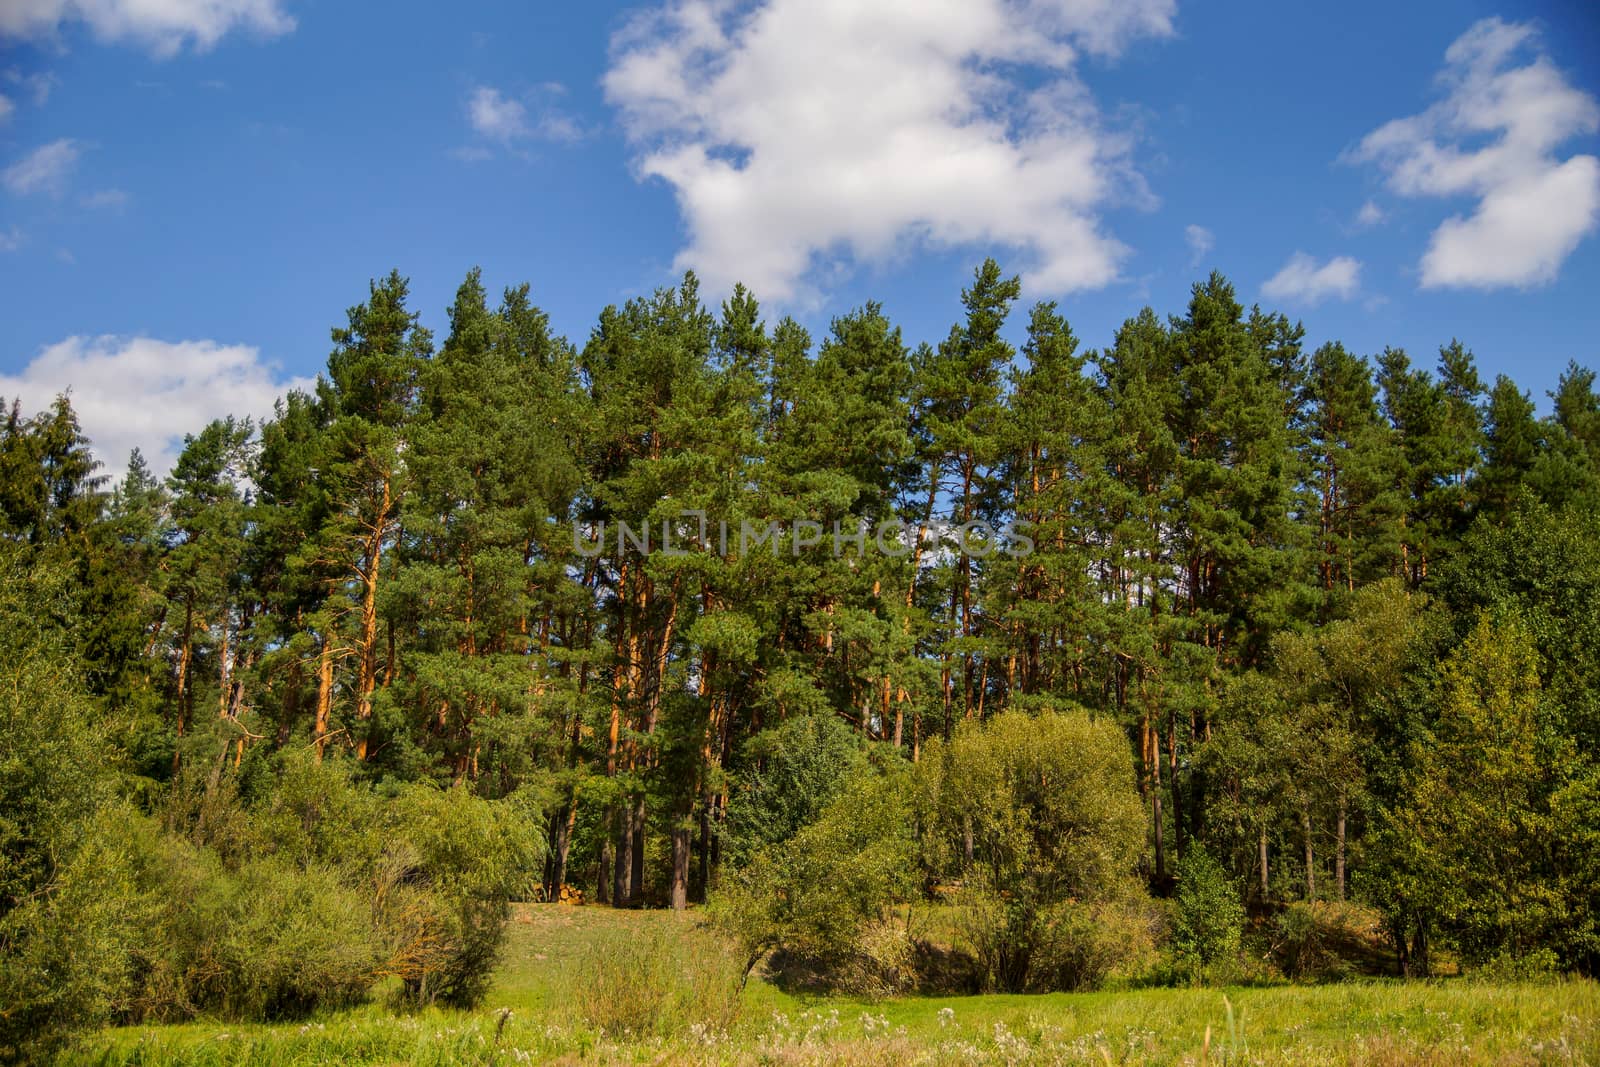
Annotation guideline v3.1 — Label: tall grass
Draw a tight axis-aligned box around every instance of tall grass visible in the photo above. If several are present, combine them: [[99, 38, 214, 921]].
[[552, 917, 745, 1040], [58, 904, 1600, 1066]]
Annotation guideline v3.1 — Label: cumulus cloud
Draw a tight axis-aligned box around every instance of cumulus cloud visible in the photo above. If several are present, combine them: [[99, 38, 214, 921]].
[[1184, 223, 1213, 266], [468, 86, 531, 143], [2, 138, 79, 196], [0, 0, 293, 57], [1261, 252, 1361, 305], [603, 0, 1176, 302], [0, 336, 314, 475], [466, 85, 583, 150], [1355, 200, 1385, 227], [1349, 17, 1600, 289]]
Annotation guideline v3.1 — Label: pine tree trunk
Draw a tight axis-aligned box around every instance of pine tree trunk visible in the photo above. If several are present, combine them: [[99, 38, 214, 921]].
[[670, 817, 691, 911], [1151, 714, 1165, 885], [1335, 798, 1347, 901], [546, 797, 576, 902], [314, 638, 333, 760], [1259, 823, 1270, 904], [630, 796, 646, 903], [353, 474, 391, 761], [1168, 713, 1184, 860], [1303, 806, 1316, 901], [173, 601, 194, 772], [612, 807, 633, 907], [697, 800, 712, 903]]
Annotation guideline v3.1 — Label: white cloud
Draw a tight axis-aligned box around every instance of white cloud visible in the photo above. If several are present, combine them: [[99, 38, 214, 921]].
[[1349, 17, 1600, 289], [1261, 252, 1361, 305], [0, 0, 293, 57], [0, 336, 314, 474], [466, 85, 582, 149], [468, 86, 531, 143], [4, 69, 55, 106], [0, 226, 21, 251], [1184, 223, 1213, 266], [1355, 200, 1385, 227], [81, 187, 128, 209], [2, 138, 79, 195], [603, 0, 1175, 302], [0, 94, 13, 123]]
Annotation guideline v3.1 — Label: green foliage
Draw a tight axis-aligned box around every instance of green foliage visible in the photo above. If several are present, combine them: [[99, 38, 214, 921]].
[[8, 259, 1600, 1060], [0, 804, 153, 1063], [919, 708, 1145, 992], [723, 712, 867, 867], [1172, 846, 1245, 976], [375, 782, 545, 1007], [710, 766, 918, 992], [1371, 612, 1586, 970], [1268, 901, 1392, 982], [0, 545, 124, 1062]]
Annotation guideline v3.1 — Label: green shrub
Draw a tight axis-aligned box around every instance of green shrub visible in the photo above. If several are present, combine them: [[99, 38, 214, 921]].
[[117, 829, 380, 1022], [0, 551, 131, 1063], [920, 708, 1147, 992], [375, 784, 544, 1007], [1031, 897, 1163, 992], [220, 859, 381, 1018], [710, 766, 918, 991], [0, 805, 156, 1063], [1272, 901, 1329, 980], [1470, 947, 1561, 982], [1172, 845, 1245, 979]]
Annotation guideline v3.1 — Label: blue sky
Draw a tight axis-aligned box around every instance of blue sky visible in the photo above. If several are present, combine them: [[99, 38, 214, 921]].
[[1, 0, 1598, 472]]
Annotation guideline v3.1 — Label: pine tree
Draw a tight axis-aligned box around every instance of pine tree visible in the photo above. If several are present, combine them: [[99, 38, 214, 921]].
[[314, 270, 432, 761], [1305, 342, 1404, 604]]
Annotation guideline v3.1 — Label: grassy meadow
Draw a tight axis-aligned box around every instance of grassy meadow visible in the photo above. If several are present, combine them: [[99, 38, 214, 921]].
[[58, 904, 1600, 1066]]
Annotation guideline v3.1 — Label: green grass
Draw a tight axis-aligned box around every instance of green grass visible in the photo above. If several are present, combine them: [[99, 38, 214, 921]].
[[58, 904, 1600, 1066]]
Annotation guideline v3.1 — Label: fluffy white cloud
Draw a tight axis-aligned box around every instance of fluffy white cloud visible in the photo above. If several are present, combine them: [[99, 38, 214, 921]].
[[1261, 252, 1361, 305], [0, 0, 293, 56], [603, 0, 1175, 302], [466, 85, 583, 149], [2, 138, 79, 195], [468, 87, 530, 143], [1350, 18, 1600, 289], [1184, 223, 1213, 265], [0, 336, 313, 475]]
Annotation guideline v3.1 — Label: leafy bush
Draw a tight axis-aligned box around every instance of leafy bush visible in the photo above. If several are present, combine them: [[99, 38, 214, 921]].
[[1172, 845, 1245, 980], [0, 551, 130, 1063], [0, 805, 155, 1064], [1470, 948, 1561, 982], [374, 783, 544, 1007], [1272, 902, 1330, 981], [710, 766, 918, 992], [1030, 897, 1163, 992], [920, 708, 1146, 992]]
